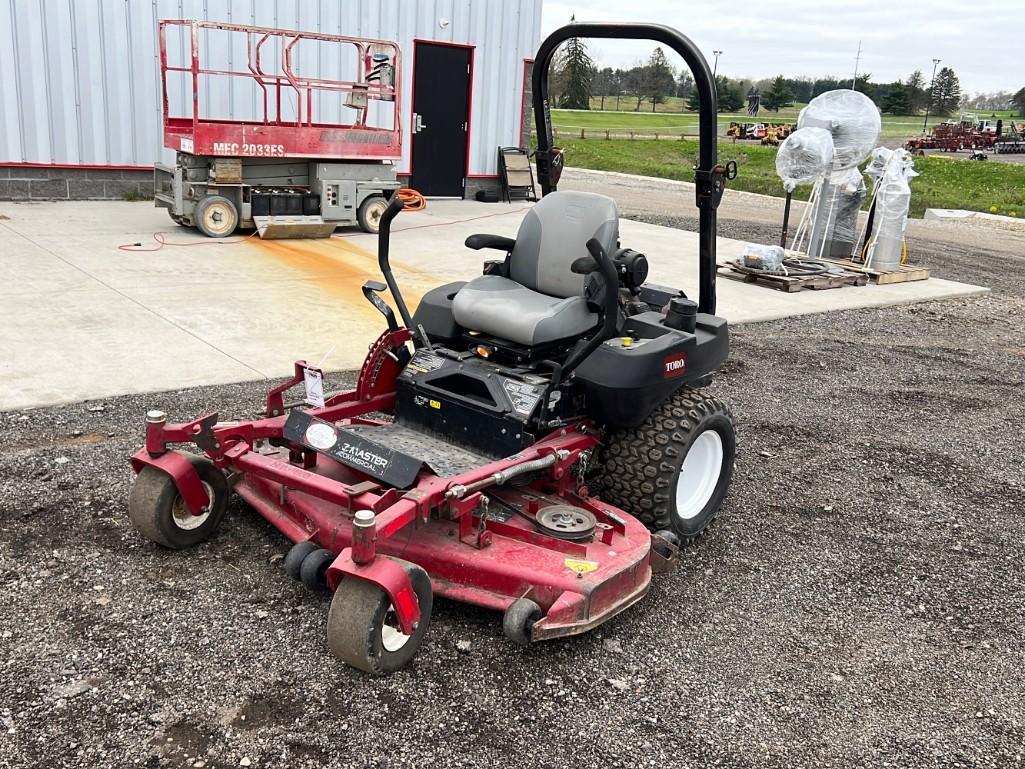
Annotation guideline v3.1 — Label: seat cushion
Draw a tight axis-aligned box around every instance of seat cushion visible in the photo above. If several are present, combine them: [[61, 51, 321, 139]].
[[451, 275, 597, 346]]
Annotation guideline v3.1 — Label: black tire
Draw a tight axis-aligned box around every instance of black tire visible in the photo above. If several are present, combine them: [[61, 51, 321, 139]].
[[503, 598, 542, 646], [326, 559, 432, 675], [128, 454, 228, 549], [167, 209, 187, 227], [194, 194, 239, 238], [357, 195, 388, 234], [299, 548, 335, 591], [651, 529, 680, 559], [284, 541, 320, 580], [600, 388, 736, 543]]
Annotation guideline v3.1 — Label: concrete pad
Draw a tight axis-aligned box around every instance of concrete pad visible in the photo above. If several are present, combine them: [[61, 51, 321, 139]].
[[0, 199, 987, 412], [924, 208, 1025, 229]]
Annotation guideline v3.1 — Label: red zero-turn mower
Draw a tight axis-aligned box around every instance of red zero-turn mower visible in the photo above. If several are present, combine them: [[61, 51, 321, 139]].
[[128, 22, 738, 674]]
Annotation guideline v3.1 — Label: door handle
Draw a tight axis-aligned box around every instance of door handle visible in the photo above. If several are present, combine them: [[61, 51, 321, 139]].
[[413, 113, 428, 133]]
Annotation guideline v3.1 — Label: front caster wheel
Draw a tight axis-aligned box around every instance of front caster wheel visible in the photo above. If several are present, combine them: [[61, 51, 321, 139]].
[[601, 388, 736, 543], [128, 454, 228, 549], [284, 541, 320, 580], [299, 548, 335, 591], [503, 598, 542, 646], [326, 559, 432, 675]]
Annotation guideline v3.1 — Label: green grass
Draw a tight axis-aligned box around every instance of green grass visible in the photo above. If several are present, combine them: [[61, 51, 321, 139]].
[[557, 137, 1025, 218], [553, 107, 1021, 140]]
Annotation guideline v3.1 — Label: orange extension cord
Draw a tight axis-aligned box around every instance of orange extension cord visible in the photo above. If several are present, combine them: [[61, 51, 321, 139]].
[[396, 187, 426, 211]]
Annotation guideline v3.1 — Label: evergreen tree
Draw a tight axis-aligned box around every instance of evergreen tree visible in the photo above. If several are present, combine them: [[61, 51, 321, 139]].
[[930, 67, 962, 116], [716, 76, 744, 112], [643, 47, 676, 112], [557, 20, 594, 110], [1014, 87, 1025, 117], [881, 82, 912, 115], [906, 70, 927, 113], [852, 73, 876, 102], [686, 88, 701, 112], [761, 75, 793, 111]]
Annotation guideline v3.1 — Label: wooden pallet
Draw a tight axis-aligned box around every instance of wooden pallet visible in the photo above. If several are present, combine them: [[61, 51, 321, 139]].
[[716, 262, 869, 293], [817, 257, 929, 285]]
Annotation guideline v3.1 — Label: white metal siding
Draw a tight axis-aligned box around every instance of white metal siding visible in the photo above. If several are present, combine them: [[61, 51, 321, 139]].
[[0, 0, 542, 177]]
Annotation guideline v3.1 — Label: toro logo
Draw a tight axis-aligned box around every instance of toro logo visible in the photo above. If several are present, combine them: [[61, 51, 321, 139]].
[[663, 352, 687, 378]]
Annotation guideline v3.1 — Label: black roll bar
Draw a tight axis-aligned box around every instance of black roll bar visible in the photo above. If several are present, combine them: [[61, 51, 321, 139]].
[[531, 22, 728, 314]]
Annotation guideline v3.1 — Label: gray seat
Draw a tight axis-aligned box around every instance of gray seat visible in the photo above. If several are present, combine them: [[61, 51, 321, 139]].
[[452, 191, 619, 346]]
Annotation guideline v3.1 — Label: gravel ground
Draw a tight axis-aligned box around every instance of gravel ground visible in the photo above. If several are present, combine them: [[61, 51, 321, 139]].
[[1, 204, 1024, 768]]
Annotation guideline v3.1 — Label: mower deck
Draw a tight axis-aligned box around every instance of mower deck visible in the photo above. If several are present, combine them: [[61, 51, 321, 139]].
[[234, 443, 653, 640]]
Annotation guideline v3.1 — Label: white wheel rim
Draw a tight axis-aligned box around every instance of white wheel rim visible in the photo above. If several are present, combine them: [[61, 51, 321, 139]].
[[381, 607, 411, 652], [367, 201, 387, 228], [203, 203, 235, 235], [170, 481, 214, 531], [673, 430, 724, 521]]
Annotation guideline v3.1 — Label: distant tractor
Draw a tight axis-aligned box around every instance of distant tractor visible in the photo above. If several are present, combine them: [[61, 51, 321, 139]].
[[155, 20, 403, 239]]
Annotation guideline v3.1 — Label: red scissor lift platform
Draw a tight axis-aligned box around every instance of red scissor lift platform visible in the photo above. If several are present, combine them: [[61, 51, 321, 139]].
[[156, 21, 404, 238], [160, 20, 402, 160]]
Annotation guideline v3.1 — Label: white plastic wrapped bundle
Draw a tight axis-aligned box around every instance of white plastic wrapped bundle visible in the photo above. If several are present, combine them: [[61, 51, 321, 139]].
[[806, 167, 867, 259], [775, 127, 835, 192], [798, 90, 881, 170], [864, 148, 918, 270], [741, 243, 785, 273]]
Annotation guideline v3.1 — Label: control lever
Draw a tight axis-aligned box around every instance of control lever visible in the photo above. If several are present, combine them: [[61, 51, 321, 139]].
[[538, 239, 620, 426], [361, 280, 398, 331]]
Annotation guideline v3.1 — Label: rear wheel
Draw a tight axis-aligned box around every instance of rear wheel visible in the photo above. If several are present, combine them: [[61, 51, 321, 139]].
[[357, 195, 388, 234], [326, 559, 432, 675], [600, 388, 736, 543], [195, 194, 238, 238], [128, 454, 229, 549]]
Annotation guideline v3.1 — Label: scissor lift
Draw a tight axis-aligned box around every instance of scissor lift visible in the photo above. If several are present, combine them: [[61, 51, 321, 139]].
[[155, 20, 403, 238]]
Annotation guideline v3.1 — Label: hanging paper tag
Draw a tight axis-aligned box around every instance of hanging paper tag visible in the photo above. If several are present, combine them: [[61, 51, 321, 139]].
[[303, 367, 325, 408]]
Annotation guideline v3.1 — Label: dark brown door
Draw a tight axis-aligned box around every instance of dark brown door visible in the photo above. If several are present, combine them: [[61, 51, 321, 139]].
[[410, 42, 471, 197]]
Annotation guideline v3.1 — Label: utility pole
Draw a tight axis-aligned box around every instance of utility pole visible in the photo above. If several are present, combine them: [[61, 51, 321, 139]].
[[712, 50, 722, 78], [851, 40, 862, 90], [923, 58, 940, 134]]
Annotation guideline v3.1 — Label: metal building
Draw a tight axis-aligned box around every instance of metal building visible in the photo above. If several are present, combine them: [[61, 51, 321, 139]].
[[0, 0, 542, 200]]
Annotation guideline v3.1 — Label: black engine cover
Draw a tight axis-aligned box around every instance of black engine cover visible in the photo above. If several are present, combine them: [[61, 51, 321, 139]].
[[395, 349, 548, 458]]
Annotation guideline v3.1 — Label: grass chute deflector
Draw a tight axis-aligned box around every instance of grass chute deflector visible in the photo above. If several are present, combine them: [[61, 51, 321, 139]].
[[531, 22, 734, 315], [127, 21, 738, 676]]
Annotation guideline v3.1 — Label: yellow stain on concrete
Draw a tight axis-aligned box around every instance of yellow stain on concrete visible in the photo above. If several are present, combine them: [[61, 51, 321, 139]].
[[249, 235, 434, 322]]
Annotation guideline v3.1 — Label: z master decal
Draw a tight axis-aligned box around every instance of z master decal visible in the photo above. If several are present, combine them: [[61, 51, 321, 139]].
[[282, 411, 424, 488]]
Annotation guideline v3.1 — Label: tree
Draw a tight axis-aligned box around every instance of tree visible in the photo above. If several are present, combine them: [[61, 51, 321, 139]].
[[593, 67, 614, 110], [852, 73, 876, 102], [930, 67, 962, 116], [717, 76, 744, 112], [621, 65, 648, 111], [676, 71, 694, 99], [906, 70, 927, 113], [761, 75, 793, 111], [686, 87, 701, 112], [555, 19, 594, 110], [643, 47, 676, 112], [881, 82, 912, 115], [1013, 87, 1025, 117]]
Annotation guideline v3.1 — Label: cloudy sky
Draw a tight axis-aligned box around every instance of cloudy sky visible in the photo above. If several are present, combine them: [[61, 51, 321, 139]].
[[541, 1, 1021, 94]]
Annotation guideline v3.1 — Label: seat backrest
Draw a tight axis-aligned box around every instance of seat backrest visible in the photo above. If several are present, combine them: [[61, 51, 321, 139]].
[[509, 191, 619, 298]]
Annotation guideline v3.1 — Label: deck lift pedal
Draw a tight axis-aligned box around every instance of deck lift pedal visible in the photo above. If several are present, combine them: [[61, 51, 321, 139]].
[[128, 21, 739, 674], [154, 20, 403, 239]]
